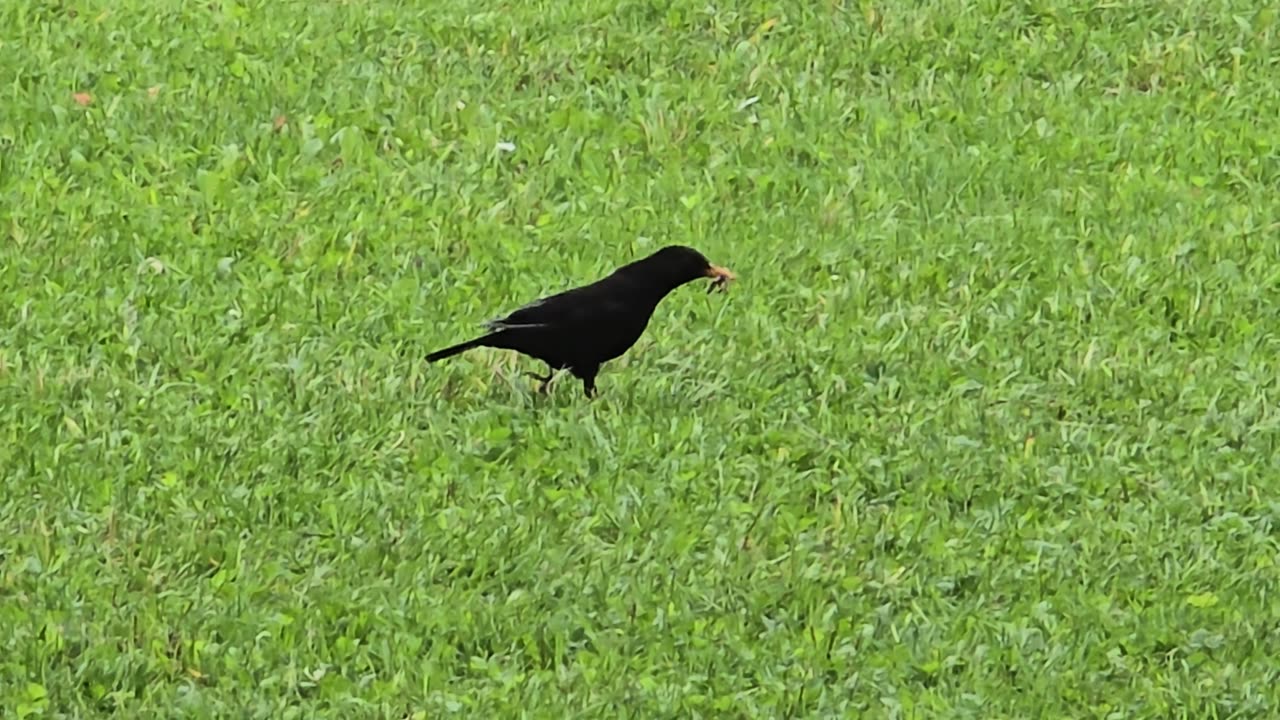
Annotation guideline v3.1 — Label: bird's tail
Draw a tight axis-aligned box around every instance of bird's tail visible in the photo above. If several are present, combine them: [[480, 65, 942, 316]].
[[425, 336, 488, 363]]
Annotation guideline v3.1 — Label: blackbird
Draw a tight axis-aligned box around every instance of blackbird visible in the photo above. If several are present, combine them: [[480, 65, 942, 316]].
[[425, 245, 736, 397]]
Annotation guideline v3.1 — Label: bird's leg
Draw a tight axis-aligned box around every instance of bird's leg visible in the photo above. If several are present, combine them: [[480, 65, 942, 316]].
[[579, 366, 600, 399]]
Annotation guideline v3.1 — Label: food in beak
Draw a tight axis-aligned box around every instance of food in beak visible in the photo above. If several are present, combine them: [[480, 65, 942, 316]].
[[706, 265, 735, 294]]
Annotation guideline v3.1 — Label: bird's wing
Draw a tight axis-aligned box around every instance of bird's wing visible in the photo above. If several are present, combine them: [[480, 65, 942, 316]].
[[485, 281, 623, 332]]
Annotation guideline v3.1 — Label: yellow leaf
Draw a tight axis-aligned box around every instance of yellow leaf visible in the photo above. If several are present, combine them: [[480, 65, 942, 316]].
[[63, 416, 84, 438], [750, 18, 778, 43], [1186, 592, 1218, 609]]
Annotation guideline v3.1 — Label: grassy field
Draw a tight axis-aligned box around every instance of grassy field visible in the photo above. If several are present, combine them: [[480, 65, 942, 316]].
[[3, 0, 1279, 716]]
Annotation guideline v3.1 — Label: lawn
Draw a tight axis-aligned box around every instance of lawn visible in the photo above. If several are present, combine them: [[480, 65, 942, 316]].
[[2, 0, 1279, 716]]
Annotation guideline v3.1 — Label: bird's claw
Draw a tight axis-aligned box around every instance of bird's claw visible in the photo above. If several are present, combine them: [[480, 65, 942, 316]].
[[525, 371, 557, 393]]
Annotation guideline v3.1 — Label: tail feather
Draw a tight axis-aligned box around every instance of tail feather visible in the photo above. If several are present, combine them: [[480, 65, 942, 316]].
[[426, 336, 489, 363]]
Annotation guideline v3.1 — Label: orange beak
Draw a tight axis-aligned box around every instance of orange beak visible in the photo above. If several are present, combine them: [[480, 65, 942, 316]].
[[707, 264, 735, 281]]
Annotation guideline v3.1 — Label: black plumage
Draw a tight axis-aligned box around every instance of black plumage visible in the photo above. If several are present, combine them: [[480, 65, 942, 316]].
[[426, 245, 736, 397]]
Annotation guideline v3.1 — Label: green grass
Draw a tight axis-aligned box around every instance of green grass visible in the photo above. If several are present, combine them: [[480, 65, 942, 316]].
[[3, 0, 1279, 716]]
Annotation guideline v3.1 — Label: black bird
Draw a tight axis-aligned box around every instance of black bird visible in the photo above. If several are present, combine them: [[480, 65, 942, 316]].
[[426, 245, 736, 397]]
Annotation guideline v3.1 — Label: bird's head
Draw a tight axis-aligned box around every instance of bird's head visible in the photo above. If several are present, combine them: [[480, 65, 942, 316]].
[[626, 245, 736, 294]]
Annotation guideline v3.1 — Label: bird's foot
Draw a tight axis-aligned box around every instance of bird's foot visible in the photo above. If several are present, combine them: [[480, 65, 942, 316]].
[[524, 371, 557, 394]]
